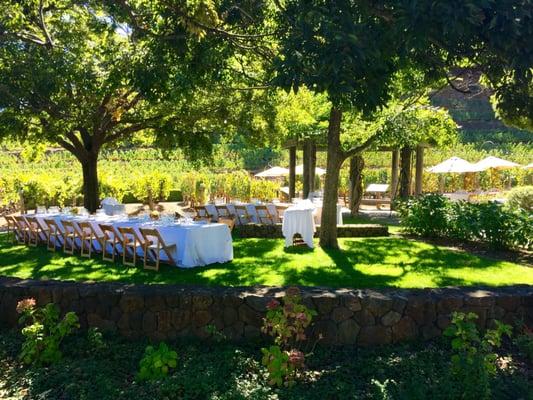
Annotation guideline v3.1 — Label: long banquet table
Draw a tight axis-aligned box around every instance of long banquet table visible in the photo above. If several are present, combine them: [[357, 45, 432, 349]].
[[26, 213, 233, 268]]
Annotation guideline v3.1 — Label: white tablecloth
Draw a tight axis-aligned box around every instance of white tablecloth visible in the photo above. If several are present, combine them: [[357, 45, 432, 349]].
[[28, 213, 233, 268], [281, 201, 316, 248], [205, 203, 281, 224]]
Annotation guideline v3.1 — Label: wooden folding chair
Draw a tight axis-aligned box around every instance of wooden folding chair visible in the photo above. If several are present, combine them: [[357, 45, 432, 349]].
[[44, 218, 64, 251], [25, 216, 48, 246], [215, 205, 234, 219], [99, 224, 123, 262], [275, 205, 288, 223], [78, 221, 104, 258], [139, 228, 176, 271], [233, 205, 252, 225], [117, 226, 145, 267], [61, 220, 82, 254], [4, 215, 18, 243], [218, 217, 235, 231], [13, 216, 30, 244], [193, 206, 213, 221], [255, 205, 275, 225]]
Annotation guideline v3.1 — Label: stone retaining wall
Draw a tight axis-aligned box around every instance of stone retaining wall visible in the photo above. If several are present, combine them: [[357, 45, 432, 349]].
[[235, 223, 388, 238], [0, 276, 531, 346]]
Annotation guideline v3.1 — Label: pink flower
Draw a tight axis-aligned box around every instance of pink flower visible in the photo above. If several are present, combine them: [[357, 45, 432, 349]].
[[288, 349, 305, 368], [16, 298, 36, 314], [266, 299, 280, 310], [295, 312, 307, 322]]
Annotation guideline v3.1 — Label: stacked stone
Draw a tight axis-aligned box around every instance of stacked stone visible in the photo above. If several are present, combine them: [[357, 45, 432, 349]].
[[0, 277, 531, 346]]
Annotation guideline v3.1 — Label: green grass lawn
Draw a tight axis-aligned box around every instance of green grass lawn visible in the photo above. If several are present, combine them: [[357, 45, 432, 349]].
[[0, 233, 531, 288]]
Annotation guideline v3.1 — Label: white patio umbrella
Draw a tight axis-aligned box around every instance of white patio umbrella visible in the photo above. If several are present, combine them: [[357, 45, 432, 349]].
[[427, 157, 482, 173], [254, 166, 289, 178], [474, 156, 520, 171], [295, 164, 326, 176]]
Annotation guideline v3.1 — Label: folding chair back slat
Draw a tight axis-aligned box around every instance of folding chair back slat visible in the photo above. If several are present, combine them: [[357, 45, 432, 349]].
[[99, 224, 122, 262], [25, 216, 47, 246], [194, 206, 213, 221], [255, 205, 275, 225], [117, 226, 144, 267], [215, 205, 233, 218], [4, 215, 20, 244], [233, 205, 252, 225], [13, 216, 30, 244], [44, 218, 63, 251], [61, 220, 82, 254], [78, 221, 103, 258], [139, 227, 176, 271]]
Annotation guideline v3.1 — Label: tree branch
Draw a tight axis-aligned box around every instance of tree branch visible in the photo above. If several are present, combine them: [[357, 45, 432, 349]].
[[342, 134, 380, 159], [38, 0, 54, 48]]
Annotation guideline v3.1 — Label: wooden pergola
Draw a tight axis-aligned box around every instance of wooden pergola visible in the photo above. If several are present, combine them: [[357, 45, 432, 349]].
[[284, 138, 428, 202]]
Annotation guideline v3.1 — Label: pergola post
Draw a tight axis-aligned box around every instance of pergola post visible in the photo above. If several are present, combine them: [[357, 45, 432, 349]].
[[289, 146, 296, 199], [415, 145, 424, 196], [399, 146, 413, 199], [390, 149, 400, 201], [302, 140, 311, 198], [309, 140, 317, 193]]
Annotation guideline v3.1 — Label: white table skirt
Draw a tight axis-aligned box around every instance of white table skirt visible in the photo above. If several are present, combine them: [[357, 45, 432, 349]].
[[281, 207, 316, 248], [29, 213, 233, 268], [205, 203, 281, 224]]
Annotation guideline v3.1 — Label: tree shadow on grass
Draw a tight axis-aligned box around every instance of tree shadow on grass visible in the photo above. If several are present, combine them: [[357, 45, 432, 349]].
[[0, 234, 530, 289]]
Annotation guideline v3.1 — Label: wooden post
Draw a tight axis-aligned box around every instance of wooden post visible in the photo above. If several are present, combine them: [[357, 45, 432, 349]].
[[415, 145, 424, 196], [302, 140, 310, 199], [309, 140, 316, 193], [289, 146, 296, 199], [390, 149, 399, 201], [399, 146, 413, 199]]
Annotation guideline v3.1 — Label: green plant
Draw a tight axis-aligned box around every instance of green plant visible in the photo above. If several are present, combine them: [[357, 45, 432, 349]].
[[513, 324, 533, 361], [506, 185, 533, 212], [87, 327, 106, 351], [204, 324, 227, 342], [137, 342, 178, 381], [397, 194, 450, 237], [261, 287, 317, 386], [444, 312, 512, 400], [16, 298, 79, 365]]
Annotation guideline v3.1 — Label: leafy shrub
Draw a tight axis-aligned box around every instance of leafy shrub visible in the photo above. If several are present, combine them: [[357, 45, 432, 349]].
[[16, 298, 79, 365], [506, 185, 533, 212], [397, 194, 450, 237], [250, 179, 280, 202], [261, 287, 317, 386], [513, 324, 533, 361], [87, 327, 106, 351], [137, 342, 178, 381], [444, 312, 512, 400], [132, 171, 172, 208], [399, 195, 532, 250]]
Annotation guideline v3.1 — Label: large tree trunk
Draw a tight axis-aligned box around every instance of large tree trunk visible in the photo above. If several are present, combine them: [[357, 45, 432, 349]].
[[319, 107, 344, 249], [81, 153, 99, 213], [348, 154, 365, 215], [399, 146, 413, 200]]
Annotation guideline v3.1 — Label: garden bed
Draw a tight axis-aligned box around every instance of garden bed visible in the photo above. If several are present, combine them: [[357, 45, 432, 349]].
[[0, 330, 530, 400]]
